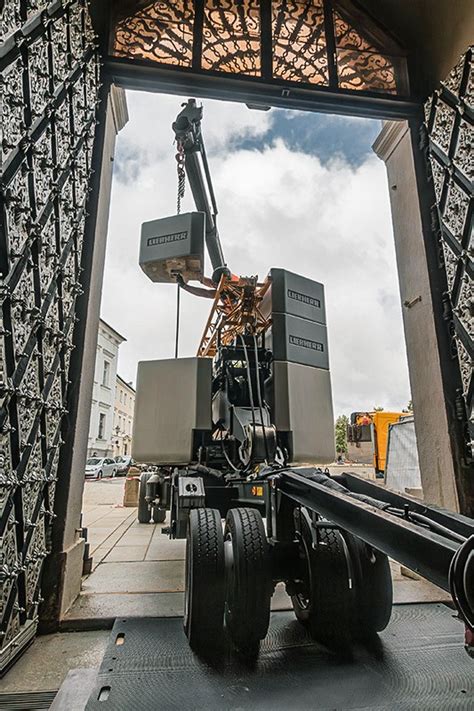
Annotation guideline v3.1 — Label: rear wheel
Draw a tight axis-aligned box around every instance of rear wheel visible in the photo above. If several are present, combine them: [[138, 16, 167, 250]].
[[224, 508, 272, 656], [137, 472, 152, 523], [184, 508, 225, 651], [291, 509, 353, 650], [342, 532, 392, 637], [152, 506, 166, 524]]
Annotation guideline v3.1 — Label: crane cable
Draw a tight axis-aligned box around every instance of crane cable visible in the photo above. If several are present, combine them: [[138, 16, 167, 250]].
[[174, 139, 186, 358], [176, 138, 186, 215]]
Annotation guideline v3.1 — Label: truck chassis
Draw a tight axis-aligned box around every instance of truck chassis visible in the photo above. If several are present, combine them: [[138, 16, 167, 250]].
[[134, 98, 474, 658], [141, 463, 474, 657]]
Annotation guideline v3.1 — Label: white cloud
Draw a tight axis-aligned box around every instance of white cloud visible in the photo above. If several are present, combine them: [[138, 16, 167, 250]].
[[100, 91, 410, 417], [116, 91, 272, 170]]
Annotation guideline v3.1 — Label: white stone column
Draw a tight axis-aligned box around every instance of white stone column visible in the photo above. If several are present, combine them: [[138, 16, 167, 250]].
[[41, 85, 129, 627], [373, 121, 459, 512]]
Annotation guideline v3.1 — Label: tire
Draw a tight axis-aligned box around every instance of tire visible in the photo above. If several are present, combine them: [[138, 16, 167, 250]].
[[184, 508, 225, 651], [342, 532, 392, 636], [291, 509, 353, 649], [137, 472, 152, 523], [224, 508, 272, 655], [152, 507, 166, 524]]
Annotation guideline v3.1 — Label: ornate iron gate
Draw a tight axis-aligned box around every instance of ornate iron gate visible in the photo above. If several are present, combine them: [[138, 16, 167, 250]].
[[0, 0, 100, 670], [424, 48, 473, 464]]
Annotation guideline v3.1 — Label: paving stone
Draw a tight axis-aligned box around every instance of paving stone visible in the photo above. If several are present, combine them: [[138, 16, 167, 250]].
[[81, 561, 185, 594], [115, 535, 154, 548], [105, 546, 148, 562], [1, 631, 109, 693], [393, 578, 451, 604], [145, 538, 185, 561], [64, 592, 185, 625]]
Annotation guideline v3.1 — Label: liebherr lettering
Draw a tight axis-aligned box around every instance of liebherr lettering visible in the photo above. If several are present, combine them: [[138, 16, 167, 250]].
[[147, 231, 188, 247], [287, 289, 320, 309], [289, 335, 324, 352]]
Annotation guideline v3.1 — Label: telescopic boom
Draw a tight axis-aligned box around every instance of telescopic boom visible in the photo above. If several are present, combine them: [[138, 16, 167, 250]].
[[172, 99, 230, 284]]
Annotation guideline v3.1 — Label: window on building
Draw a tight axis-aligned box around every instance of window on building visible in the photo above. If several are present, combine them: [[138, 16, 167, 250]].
[[98, 413, 106, 439], [124, 393, 127, 405], [120, 390, 123, 403], [102, 360, 110, 386]]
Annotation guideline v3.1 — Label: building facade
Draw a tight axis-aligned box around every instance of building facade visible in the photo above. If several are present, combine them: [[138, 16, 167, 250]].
[[87, 320, 126, 458], [113, 376, 135, 458]]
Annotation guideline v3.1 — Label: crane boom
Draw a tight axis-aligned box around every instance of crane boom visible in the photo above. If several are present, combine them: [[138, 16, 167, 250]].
[[172, 99, 230, 283]]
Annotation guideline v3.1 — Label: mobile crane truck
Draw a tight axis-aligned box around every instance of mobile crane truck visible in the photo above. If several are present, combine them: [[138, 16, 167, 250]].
[[132, 99, 474, 658]]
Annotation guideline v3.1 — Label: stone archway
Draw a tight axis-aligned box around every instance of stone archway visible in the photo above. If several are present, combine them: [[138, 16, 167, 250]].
[[1, 0, 472, 672]]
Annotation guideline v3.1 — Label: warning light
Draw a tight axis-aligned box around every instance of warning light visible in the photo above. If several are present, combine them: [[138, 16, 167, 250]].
[[251, 485, 264, 497]]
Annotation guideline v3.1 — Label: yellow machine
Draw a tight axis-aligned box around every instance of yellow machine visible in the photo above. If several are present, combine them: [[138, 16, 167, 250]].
[[348, 411, 407, 475]]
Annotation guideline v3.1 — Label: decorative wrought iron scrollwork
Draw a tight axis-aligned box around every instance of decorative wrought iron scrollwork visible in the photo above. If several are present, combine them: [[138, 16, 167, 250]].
[[0, 0, 22, 42], [202, 0, 261, 76], [336, 48, 397, 93], [1, 57, 25, 164], [50, 13, 70, 88], [110, 0, 407, 95], [112, 1, 195, 67], [272, 0, 328, 84], [333, 10, 398, 93], [28, 36, 51, 121]]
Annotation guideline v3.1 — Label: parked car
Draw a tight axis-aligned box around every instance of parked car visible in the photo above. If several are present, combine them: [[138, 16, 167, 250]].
[[85, 457, 118, 479], [114, 455, 134, 475]]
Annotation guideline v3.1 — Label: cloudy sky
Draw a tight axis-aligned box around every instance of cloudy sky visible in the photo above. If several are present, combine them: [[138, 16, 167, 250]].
[[100, 90, 411, 417]]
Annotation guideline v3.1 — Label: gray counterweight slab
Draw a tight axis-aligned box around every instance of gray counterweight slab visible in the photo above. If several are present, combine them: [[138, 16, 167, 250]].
[[84, 604, 473, 711]]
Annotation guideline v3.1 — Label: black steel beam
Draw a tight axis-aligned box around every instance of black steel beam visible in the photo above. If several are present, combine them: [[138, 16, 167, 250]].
[[277, 470, 460, 592], [104, 59, 420, 121], [339, 472, 474, 539]]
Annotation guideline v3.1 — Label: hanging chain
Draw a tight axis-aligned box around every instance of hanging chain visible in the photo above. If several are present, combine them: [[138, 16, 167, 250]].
[[174, 138, 186, 358], [175, 138, 186, 215]]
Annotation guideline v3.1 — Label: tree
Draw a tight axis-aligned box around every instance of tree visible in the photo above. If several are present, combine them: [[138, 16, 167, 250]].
[[335, 415, 349, 455]]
